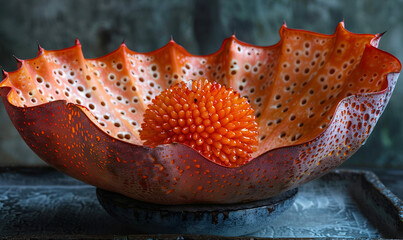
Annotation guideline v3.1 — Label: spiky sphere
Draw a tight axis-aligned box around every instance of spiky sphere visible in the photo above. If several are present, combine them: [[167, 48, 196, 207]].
[[140, 79, 259, 167]]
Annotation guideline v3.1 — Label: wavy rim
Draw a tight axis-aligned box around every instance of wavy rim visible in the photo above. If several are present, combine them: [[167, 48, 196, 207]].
[[0, 22, 401, 168]]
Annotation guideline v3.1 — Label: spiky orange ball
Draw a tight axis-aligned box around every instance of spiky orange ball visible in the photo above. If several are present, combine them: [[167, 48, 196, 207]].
[[139, 79, 258, 167]]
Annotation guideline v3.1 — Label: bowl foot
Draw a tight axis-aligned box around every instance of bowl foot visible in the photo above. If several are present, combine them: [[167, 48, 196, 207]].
[[96, 188, 298, 236]]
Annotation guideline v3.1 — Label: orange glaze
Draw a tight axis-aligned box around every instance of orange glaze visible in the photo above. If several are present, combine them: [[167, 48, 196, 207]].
[[140, 79, 258, 167], [0, 23, 401, 204]]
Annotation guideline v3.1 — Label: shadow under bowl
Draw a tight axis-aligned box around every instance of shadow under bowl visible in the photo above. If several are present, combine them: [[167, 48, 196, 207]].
[[96, 187, 298, 236]]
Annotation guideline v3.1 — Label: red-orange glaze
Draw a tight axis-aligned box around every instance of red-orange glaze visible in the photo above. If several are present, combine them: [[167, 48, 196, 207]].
[[0, 23, 401, 204], [140, 79, 258, 167]]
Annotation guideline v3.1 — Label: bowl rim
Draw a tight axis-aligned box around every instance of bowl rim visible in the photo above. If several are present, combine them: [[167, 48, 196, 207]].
[[0, 22, 401, 168]]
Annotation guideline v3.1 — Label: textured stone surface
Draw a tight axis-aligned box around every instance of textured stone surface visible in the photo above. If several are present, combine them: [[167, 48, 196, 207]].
[[1, 167, 402, 238], [0, 0, 402, 167]]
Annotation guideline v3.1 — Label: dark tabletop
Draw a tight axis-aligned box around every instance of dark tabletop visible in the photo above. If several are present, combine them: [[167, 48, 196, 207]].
[[0, 167, 402, 239]]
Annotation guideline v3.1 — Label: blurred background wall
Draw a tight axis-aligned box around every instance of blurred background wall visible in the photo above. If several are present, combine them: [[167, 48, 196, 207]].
[[0, 0, 402, 168]]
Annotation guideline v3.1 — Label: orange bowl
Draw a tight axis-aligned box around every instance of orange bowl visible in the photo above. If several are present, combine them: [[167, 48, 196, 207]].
[[0, 22, 400, 204]]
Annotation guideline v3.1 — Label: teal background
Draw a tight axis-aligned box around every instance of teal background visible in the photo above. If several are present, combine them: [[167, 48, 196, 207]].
[[0, 0, 402, 168]]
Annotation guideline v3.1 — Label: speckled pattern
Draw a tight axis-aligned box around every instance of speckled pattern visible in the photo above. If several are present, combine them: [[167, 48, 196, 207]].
[[0, 23, 401, 204]]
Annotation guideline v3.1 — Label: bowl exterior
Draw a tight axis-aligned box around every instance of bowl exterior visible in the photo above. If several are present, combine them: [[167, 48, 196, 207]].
[[0, 23, 401, 204]]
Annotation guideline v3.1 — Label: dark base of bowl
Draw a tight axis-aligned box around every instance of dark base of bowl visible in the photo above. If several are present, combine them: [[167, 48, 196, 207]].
[[96, 188, 298, 236]]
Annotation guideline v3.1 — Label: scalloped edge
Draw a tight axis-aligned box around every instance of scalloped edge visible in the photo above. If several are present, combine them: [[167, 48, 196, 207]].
[[0, 22, 401, 168]]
